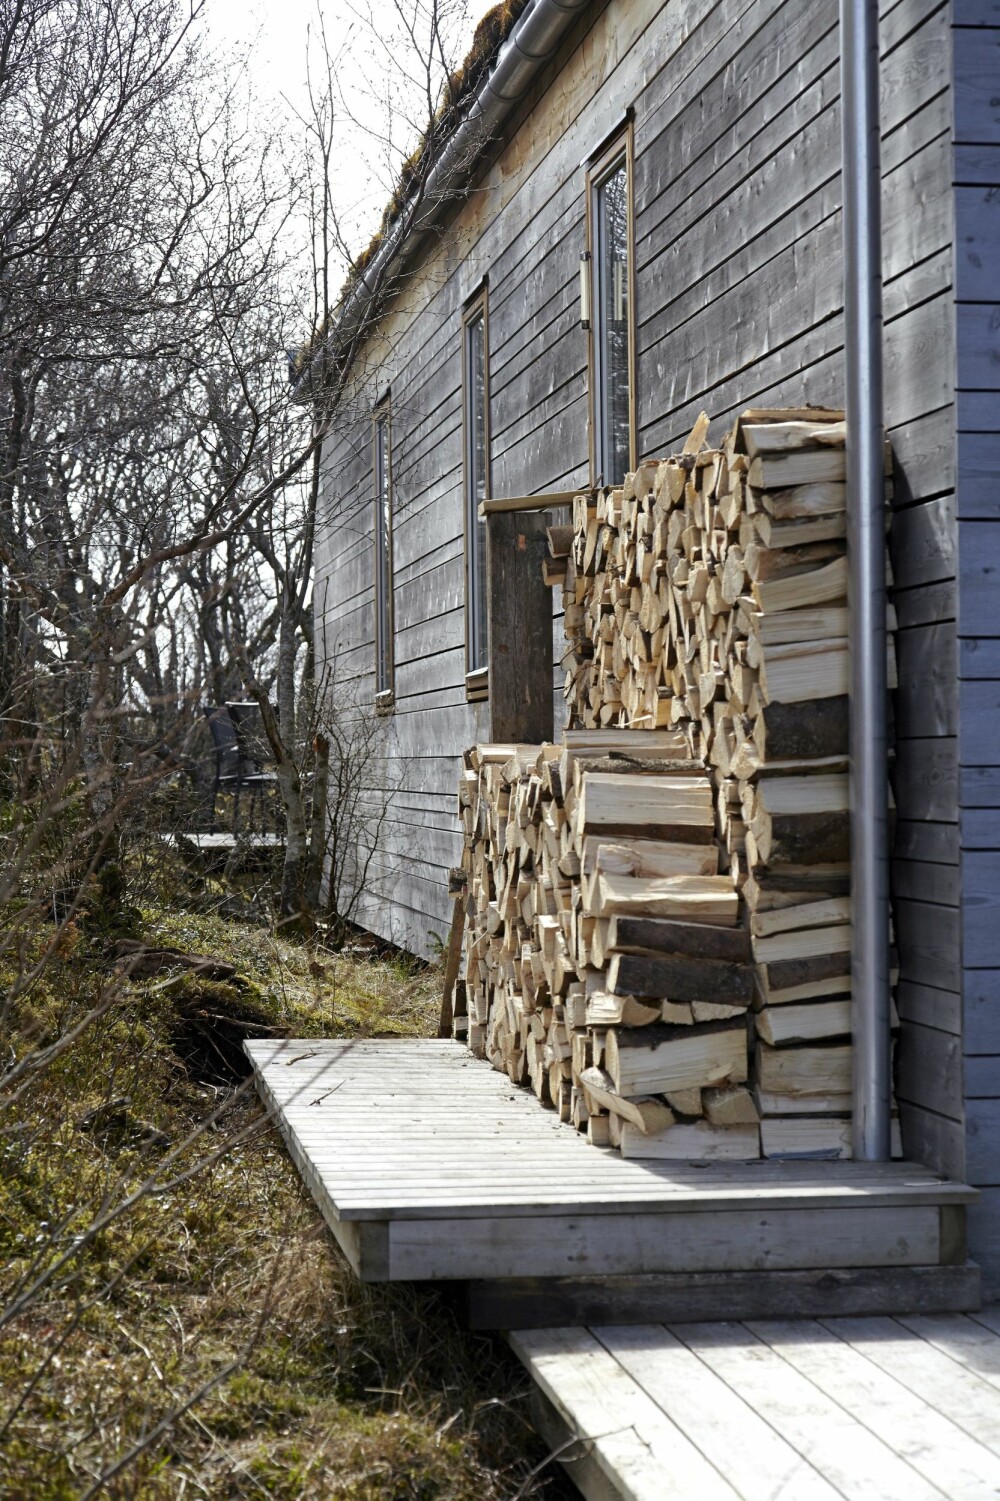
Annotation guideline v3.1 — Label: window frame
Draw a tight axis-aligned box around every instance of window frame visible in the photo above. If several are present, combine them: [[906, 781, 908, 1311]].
[[462, 288, 491, 700], [372, 397, 395, 708], [585, 123, 637, 489]]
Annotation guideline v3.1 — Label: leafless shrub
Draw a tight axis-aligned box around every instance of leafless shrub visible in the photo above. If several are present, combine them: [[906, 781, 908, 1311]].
[[0, 0, 552, 1491]]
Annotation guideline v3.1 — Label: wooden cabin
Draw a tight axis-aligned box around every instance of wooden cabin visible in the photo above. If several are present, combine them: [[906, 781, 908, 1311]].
[[310, 0, 1000, 1291]]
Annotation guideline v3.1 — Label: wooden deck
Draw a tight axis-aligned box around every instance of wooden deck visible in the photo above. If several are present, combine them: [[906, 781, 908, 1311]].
[[247, 1039, 977, 1306], [171, 831, 284, 854], [513, 1313, 1000, 1501], [167, 831, 284, 871]]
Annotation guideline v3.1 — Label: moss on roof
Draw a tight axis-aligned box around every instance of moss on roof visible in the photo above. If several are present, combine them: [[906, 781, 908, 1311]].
[[353, 0, 530, 270], [296, 0, 531, 378]]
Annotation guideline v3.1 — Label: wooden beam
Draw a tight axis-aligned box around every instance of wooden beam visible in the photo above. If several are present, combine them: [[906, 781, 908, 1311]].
[[527, 1387, 620, 1501], [487, 510, 553, 744], [438, 895, 464, 1038], [386, 1205, 943, 1280], [465, 1264, 982, 1330], [480, 488, 587, 515]]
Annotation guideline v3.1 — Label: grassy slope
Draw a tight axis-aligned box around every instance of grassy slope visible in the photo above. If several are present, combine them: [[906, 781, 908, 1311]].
[[0, 908, 568, 1500]]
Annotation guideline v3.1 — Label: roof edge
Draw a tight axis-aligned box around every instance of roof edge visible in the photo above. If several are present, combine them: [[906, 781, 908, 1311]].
[[296, 0, 595, 404]]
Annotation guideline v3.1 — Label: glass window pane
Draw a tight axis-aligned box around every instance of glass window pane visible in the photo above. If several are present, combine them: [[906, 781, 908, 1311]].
[[596, 159, 630, 486], [375, 412, 392, 693], [466, 310, 489, 672]]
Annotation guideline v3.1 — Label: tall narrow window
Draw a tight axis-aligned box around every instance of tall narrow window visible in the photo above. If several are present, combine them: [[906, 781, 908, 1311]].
[[373, 401, 394, 701], [587, 130, 635, 487], [463, 294, 490, 688]]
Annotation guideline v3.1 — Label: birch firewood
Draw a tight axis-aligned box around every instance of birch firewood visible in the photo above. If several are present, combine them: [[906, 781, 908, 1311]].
[[453, 406, 900, 1162]]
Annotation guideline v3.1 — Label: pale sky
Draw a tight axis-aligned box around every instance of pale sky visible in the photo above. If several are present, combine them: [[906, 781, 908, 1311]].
[[205, 0, 485, 270]]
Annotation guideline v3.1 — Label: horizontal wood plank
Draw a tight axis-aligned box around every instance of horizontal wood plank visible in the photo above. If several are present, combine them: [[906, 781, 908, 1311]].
[[466, 1264, 981, 1329], [744, 1317, 1000, 1497], [893, 740, 959, 825], [669, 1321, 949, 1501], [827, 1315, 1000, 1453], [966, 974, 1000, 1056], [966, 1098, 1000, 1182], [894, 900, 961, 993], [962, 852, 1000, 967], [388, 1206, 943, 1280], [895, 622, 957, 739], [896, 1020, 964, 1118], [509, 1326, 743, 1501], [599, 1323, 843, 1501], [510, 1304, 1000, 1501], [898, 1100, 966, 1181]]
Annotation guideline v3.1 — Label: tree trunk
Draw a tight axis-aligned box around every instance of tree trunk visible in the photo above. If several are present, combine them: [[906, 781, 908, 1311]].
[[276, 609, 298, 748], [304, 733, 330, 911], [275, 752, 309, 919]]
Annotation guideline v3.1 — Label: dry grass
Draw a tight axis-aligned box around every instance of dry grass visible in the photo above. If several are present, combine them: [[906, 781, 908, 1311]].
[[0, 906, 571, 1500]]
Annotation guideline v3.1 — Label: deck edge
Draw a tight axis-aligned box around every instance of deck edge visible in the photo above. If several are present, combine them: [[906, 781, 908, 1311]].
[[466, 1262, 982, 1329]]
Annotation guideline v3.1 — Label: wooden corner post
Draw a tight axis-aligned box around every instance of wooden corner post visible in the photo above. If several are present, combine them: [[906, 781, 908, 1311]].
[[487, 511, 553, 744]]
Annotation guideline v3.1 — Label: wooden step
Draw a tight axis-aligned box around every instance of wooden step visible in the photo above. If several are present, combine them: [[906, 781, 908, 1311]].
[[247, 1039, 975, 1290], [464, 1264, 981, 1330], [510, 1315, 1000, 1501]]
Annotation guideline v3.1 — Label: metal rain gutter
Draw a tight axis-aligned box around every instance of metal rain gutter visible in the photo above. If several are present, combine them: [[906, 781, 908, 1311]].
[[305, 0, 594, 389], [840, 0, 892, 1158]]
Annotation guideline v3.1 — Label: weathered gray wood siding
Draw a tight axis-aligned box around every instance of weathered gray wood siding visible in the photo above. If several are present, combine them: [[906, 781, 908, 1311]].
[[314, 0, 979, 1252], [629, 0, 963, 1195], [313, 0, 650, 956], [953, 0, 1000, 1292]]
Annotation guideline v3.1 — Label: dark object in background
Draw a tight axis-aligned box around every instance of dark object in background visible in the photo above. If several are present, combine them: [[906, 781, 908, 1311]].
[[169, 978, 287, 1084], [112, 939, 238, 982], [202, 702, 278, 831]]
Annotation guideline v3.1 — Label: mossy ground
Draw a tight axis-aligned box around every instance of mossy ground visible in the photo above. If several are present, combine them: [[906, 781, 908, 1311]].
[[0, 907, 569, 1500]]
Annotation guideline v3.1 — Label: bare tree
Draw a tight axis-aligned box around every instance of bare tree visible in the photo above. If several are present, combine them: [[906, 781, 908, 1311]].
[[0, 4, 323, 1481], [0, 0, 518, 1482], [227, 0, 500, 925], [0, 0, 325, 903]]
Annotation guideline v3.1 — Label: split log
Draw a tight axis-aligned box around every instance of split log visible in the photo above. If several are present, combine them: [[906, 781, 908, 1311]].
[[606, 914, 751, 962], [605, 1021, 747, 1096], [618, 1120, 760, 1160], [607, 951, 754, 1007]]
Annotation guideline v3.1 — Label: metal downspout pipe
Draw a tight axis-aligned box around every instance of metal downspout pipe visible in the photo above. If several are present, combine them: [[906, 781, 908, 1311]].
[[840, 0, 893, 1158]]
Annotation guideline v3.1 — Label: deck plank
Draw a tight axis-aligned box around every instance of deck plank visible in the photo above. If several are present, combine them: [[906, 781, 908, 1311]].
[[663, 1322, 948, 1501], [970, 1306, 1000, 1337], [591, 1324, 841, 1501], [818, 1317, 1000, 1456], [745, 1319, 1000, 1498], [509, 1327, 742, 1501], [898, 1313, 1000, 1391], [510, 1317, 1000, 1501]]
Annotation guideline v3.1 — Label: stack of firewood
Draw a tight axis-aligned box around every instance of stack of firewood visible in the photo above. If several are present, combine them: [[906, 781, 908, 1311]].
[[455, 407, 900, 1159], [455, 730, 763, 1158]]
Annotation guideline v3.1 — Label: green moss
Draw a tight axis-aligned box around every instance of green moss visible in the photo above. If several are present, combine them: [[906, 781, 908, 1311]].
[[0, 904, 552, 1499], [295, 0, 531, 379]]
